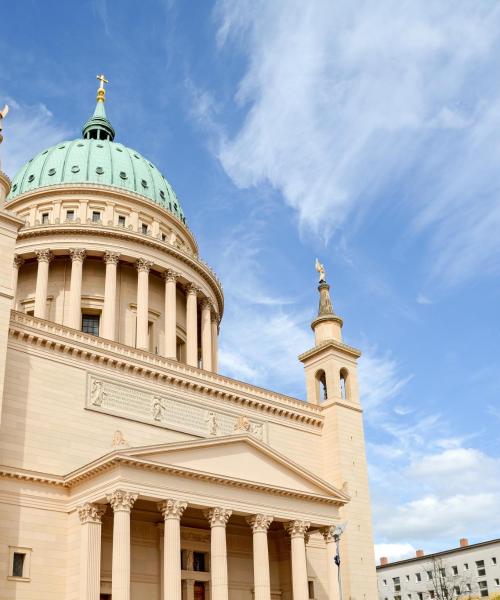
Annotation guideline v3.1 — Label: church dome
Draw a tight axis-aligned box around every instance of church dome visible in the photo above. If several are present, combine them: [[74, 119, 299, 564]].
[[6, 81, 186, 223]]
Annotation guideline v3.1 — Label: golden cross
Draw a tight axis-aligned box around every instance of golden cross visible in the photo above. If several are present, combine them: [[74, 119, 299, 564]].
[[96, 74, 109, 90]]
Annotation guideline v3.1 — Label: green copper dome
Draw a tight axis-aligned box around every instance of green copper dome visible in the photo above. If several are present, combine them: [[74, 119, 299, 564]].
[[7, 89, 186, 223]]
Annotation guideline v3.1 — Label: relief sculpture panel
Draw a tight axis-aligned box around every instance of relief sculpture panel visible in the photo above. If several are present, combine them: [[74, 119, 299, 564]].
[[86, 374, 266, 441]]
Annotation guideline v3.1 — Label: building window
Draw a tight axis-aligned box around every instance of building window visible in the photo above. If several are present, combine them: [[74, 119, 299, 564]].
[[495, 578, 500, 586], [476, 560, 486, 576], [406, 575, 410, 582], [439, 567, 446, 577], [427, 570, 433, 580], [339, 368, 349, 399], [118, 215, 126, 227], [12, 553, 25, 577], [493, 557, 497, 565], [315, 369, 327, 402], [429, 592, 435, 599], [82, 314, 100, 336], [193, 552, 206, 572], [466, 583, 472, 592], [8, 546, 31, 580], [464, 563, 469, 570], [383, 579, 387, 586], [452, 566, 458, 575], [454, 586, 460, 595], [41, 212, 49, 224], [66, 209, 75, 221], [92, 211, 101, 222], [141, 223, 148, 234], [417, 594, 423, 600], [479, 580, 489, 597], [415, 572, 422, 582], [161, 233, 167, 241], [308, 580, 315, 599]]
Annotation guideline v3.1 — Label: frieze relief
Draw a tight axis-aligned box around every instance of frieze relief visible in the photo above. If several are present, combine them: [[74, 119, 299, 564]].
[[86, 374, 267, 441]]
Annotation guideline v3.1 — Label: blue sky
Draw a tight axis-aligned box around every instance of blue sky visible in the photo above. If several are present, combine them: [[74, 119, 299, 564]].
[[2, 0, 500, 561]]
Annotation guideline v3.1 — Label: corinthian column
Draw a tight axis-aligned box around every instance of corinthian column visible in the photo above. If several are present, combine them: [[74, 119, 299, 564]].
[[78, 502, 107, 600], [12, 255, 24, 309], [205, 507, 232, 600], [163, 269, 178, 358], [158, 499, 187, 600], [136, 258, 153, 350], [107, 490, 138, 600], [247, 514, 273, 600], [185, 284, 199, 367], [201, 298, 212, 371], [211, 311, 219, 372], [34, 249, 53, 319], [68, 249, 86, 329], [102, 251, 120, 340], [321, 527, 341, 600], [286, 521, 310, 600]]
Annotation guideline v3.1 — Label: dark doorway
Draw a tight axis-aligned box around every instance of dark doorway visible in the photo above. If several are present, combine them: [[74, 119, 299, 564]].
[[194, 581, 205, 600]]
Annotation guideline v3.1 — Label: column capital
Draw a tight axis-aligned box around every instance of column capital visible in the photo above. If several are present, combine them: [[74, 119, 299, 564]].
[[321, 526, 339, 543], [285, 520, 310, 538], [136, 257, 154, 272], [211, 310, 220, 324], [185, 282, 201, 296], [158, 499, 188, 520], [35, 249, 53, 263], [78, 502, 107, 524], [13, 255, 24, 269], [106, 489, 138, 513], [247, 514, 273, 533], [69, 248, 86, 262], [201, 297, 213, 311], [103, 251, 120, 265], [205, 507, 232, 527], [162, 268, 180, 282]]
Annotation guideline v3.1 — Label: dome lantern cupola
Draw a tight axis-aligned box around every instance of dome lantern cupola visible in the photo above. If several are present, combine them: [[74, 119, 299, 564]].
[[82, 74, 115, 141]]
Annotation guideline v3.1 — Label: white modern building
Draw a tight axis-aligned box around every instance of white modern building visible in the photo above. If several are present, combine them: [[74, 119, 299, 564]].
[[377, 538, 500, 600]]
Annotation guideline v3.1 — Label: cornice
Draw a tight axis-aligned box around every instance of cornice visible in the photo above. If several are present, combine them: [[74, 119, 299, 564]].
[[8, 311, 323, 427], [0, 455, 344, 506], [15, 223, 224, 317], [298, 338, 361, 362], [66, 454, 345, 505]]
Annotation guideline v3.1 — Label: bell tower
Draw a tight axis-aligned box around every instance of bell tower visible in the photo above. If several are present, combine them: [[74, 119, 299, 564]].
[[299, 261, 377, 599]]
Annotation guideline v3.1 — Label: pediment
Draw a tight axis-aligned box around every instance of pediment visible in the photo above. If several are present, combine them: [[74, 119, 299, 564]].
[[121, 435, 347, 502]]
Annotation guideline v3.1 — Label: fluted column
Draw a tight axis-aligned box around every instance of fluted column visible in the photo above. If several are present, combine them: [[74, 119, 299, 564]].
[[205, 507, 232, 600], [12, 255, 24, 309], [34, 249, 53, 319], [136, 258, 153, 350], [211, 311, 219, 372], [201, 298, 212, 371], [102, 252, 120, 340], [163, 269, 178, 358], [68, 249, 86, 329], [157, 523, 164, 599], [107, 490, 138, 600], [286, 521, 310, 600], [321, 527, 341, 600], [247, 514, 273, 600], [78, 502, 107, 600], [158, 499, 187, 600], [185, 284, 199, 367]]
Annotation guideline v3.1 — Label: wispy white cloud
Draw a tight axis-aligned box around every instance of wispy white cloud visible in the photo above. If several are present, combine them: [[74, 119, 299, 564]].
[[214, 0, 500, 286], [0, 97, 70, 177], [216, 210, 311, 394], [375, 543, 416, 563]]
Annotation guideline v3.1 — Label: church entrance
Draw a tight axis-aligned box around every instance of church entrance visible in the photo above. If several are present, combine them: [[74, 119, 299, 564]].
[[194, 581, 205, 600]]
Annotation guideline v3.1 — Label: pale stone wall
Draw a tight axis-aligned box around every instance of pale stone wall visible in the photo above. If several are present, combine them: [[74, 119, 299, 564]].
[[0, 501, 68, 599]]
